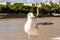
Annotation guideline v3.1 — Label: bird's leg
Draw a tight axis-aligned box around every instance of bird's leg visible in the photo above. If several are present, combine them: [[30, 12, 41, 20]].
[[28, 34, 30, 40], [34, 35, 39, 40], [35, 35, 38, 40]]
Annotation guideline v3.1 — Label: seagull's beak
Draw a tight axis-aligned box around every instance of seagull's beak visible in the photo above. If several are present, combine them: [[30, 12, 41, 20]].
[[31, 16, 35, 19]]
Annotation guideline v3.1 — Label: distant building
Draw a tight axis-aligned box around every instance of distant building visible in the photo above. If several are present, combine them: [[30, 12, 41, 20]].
[[24, 3, 36, 6], [47, 0, 53, 6], [11, 3, 14, 5], [24, 3, 32, 6], [35, 3, 42, 7], [0, 2, 11, 6], [6, 2, 11, 6], [0, 2, 6, 5], [58, 1, 60, 6], [24, 3, 41, 7]]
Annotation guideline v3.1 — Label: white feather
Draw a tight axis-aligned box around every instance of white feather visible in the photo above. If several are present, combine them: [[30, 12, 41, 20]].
[[24, 13, 39, 35]]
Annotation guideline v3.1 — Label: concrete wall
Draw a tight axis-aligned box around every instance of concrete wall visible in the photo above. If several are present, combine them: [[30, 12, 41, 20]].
[[0, 13, 27, 19]]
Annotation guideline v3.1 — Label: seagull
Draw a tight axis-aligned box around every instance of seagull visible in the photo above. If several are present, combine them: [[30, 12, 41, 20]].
[[24, 13, 39, 40]]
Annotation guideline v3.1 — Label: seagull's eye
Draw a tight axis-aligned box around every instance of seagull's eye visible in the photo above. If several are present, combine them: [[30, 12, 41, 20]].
[[29, 14, 31, 16]]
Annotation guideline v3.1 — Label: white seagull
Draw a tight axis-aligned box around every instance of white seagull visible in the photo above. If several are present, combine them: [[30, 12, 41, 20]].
[[24, 13, 39, 40]]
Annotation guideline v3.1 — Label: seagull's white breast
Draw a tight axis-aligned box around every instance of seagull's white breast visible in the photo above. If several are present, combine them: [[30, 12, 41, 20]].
[[24, 13, 39, 35], [24, 19, 39, 35]]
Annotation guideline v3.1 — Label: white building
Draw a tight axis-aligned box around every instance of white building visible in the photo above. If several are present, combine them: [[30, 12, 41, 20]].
[[57, 1, 60, 6], [0, 2, 6, 5], [24, 3, 41, 7], [47, 0, 53, 6], [24, 3, 32, 6], [0, 2, 11, 6], [11, 3, 14, 5]]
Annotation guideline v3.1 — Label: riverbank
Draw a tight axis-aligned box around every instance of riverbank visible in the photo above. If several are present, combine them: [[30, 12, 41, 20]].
[[0, 14, 27, 19], [0, 13, 60, 19]]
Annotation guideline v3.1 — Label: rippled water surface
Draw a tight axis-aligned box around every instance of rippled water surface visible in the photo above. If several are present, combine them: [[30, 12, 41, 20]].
[[0, 17, 60, 40]]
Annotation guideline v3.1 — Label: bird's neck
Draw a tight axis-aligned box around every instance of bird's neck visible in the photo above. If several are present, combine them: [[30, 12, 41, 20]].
[[28, 18, 33, 21], [27, 18, 35, 23]]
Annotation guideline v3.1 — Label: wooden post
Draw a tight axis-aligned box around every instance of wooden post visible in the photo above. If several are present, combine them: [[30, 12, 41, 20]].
[[28, 34, 30, 40], [36, 7, 39, 17], [36, 3, 39, 17]]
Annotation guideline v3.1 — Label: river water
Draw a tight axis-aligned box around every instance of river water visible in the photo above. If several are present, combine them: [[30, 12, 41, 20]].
[[0, 17, 60, 40]]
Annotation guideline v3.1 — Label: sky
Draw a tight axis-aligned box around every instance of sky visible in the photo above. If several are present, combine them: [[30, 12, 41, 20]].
[[0, 0, 59, 3]]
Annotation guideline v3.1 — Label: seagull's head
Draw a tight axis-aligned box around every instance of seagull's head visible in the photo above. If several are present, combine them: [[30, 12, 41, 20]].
[[27, 13, 35, 19]]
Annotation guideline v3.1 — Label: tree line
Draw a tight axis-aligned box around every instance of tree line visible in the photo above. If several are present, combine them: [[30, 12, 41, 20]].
[[0, 3, 60, 15]]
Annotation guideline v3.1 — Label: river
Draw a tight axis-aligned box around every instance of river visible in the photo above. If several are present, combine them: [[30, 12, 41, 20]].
[[0, 17, 60, 40]]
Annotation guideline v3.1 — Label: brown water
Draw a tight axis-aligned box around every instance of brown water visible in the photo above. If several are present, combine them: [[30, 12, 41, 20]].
[[0, 17, 60, 40]]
